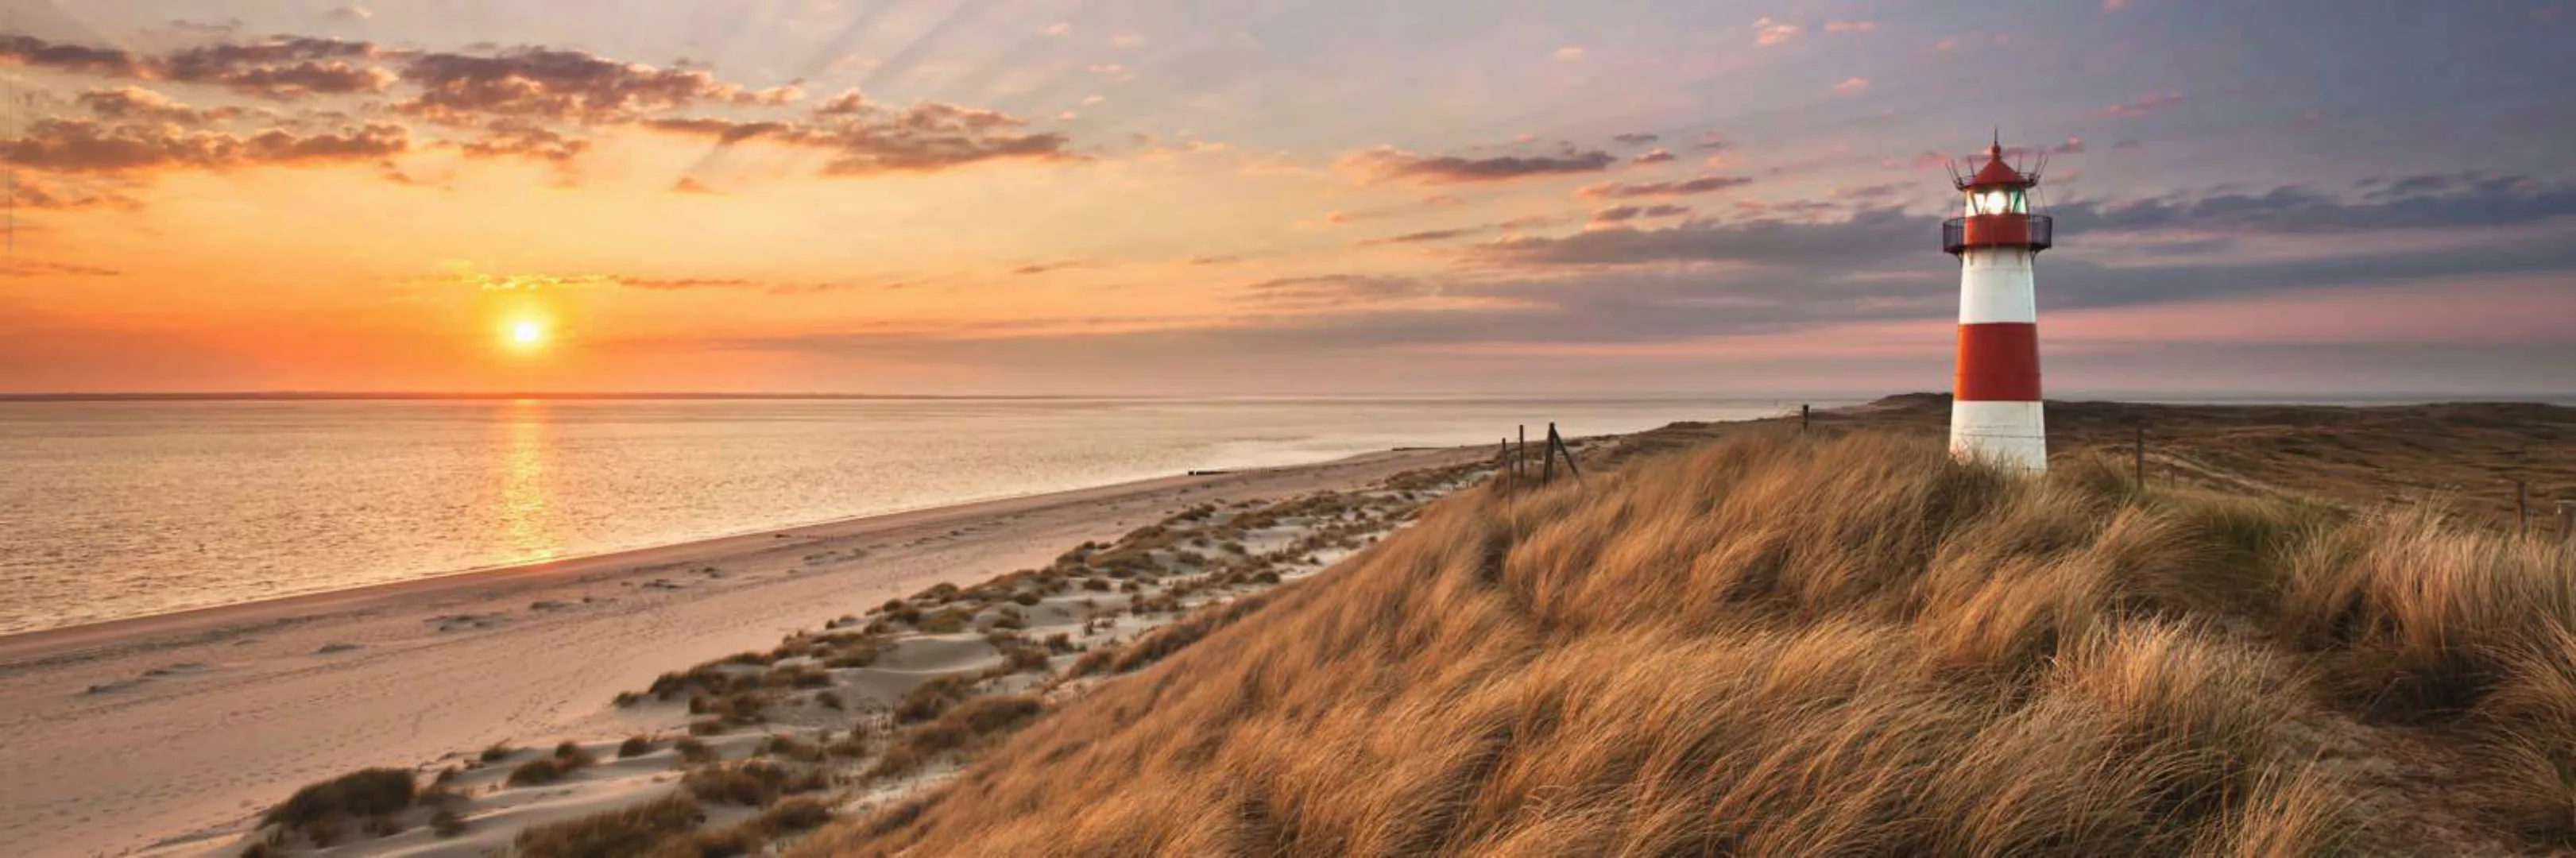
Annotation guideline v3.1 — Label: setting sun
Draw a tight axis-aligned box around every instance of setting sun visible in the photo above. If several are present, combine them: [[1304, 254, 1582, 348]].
[[505, 319, 548, 351]]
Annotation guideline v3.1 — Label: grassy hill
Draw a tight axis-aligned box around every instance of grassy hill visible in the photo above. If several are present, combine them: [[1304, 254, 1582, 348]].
[[806, 426, 2576, 856]]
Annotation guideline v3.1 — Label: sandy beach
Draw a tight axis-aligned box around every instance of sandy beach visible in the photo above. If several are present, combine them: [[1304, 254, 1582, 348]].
[[0, 445, 1483, 857]]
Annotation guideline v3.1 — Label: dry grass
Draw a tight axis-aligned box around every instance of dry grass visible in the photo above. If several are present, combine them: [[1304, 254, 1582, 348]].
[[515, 793, 706, 858], [261, 767, 414, 839], [799, 427, 2576, 856]]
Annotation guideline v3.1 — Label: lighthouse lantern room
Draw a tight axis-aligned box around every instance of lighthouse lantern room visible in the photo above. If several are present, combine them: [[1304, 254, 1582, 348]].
[[1942, 137, 2053, 473]]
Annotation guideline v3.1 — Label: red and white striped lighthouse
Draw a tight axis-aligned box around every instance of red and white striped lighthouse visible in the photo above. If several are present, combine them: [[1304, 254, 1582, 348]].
[[1943, 137, 2053, 472]]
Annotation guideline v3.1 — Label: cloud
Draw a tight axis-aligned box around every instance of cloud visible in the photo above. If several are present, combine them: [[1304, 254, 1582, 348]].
[[618, 276, 757, 290], [640, 102, 1073, 176], [1241, 275, 1433, 308], [1337, 145, 1619, 184], [2055, 174, 2576, 235], [168, 19, 245, 37], [396, 47, 795, 124], [454, 118, 590, 164], [2052, 137, 2087, 154], [325, 4, 373, 21], [8, 174, 145, 211], [1631, 148, 1677, 164], [2098, 91, 2184, 118], [1612, 133, 1660, 145], [75, 87, 215, 125], [1824, 21, 1878, 33], [158, 37, 394, 99], [1360, 226, 1483, 245], [1754, 17, 1802, 47], [0, 35, 153, 77], [1834, 77, 1870, 95], [1591, 203, 1692, 224], [1, 34, 394, 99], [1575, 175, 1754, 199], [0, 259, 122, 277], [1482, 207, 1928, 268], [1011, 261, 1088, 275], [1832, 183, 1905, 200], [1, 118, 408, 174], [1692, 131, 1728, 150]]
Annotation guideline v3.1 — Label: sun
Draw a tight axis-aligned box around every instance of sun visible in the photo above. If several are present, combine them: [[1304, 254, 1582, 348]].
[[503, 318, 549, 352]]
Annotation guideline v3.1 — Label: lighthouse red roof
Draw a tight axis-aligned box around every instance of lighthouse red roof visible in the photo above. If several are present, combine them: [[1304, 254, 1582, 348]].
[[1966, 142, 2032, 188]]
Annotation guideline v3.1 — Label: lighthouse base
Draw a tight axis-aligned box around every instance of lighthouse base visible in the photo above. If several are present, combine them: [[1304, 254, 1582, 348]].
[[1949, 400, 2048, 473]]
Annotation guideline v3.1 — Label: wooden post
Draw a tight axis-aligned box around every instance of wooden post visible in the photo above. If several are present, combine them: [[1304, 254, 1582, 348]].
[[2516, 479, 2529, 538], [1550, 423, 1584, 486], [2133, 425, 2145, 489], [1800, 404, 1810, 432], [1541, 422, 1557, 484], [1518, 425, 1527, 485], [1498, 438, 1511, 488]]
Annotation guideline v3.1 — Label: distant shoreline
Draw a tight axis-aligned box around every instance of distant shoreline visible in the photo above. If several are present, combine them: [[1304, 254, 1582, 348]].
[[2, 391, 2566, 404]]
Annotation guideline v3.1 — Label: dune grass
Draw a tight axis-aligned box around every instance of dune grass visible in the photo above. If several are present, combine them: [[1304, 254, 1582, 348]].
[[797, 427, 2575, 856]]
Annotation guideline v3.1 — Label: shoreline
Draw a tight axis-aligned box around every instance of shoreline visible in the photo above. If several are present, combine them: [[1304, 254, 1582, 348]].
[[0, 449, 1425, 663], [0, 443, 1487, 857]]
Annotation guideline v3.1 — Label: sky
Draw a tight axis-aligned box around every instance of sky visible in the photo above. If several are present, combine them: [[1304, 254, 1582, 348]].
[[0, 0, 2570, 396]]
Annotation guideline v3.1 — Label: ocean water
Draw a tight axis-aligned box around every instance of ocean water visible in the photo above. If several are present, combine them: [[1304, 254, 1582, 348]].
[[0, 396, 1800, 635]]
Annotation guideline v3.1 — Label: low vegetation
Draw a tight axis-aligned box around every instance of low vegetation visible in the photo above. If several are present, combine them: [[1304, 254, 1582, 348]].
[[259, 767, 415, 844], [801, 427, 2576, 856]]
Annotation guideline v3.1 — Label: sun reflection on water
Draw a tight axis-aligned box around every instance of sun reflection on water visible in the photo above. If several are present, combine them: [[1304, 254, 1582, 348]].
[[500, 399, 561, 562]]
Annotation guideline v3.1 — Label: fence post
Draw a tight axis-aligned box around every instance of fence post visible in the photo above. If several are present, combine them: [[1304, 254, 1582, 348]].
[[1518, 425, 1527, 485], [1498, 438, 1511, 488], [2516, 480, 2529, 538], [1541, 422, 1557, 484], [1800, 404, 1810, 432], [1551, 424, 1584, 486], [2133, 425, 2145, 489]]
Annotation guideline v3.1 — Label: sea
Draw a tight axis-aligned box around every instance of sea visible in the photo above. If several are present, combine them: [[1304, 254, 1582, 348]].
[[0, 396, 1812, 636]]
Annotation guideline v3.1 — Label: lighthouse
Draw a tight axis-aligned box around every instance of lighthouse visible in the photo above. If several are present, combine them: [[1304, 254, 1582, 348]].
[[1943, 137, 2053, 472]]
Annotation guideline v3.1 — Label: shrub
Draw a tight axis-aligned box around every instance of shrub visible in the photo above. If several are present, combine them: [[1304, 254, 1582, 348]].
[[514, 794, 704, 857], [673, 736, 717, 764], [918, 608, 973, 634], [555, 740, 597, 765], [759, 734, 825, 763], [429, 808, 467, 837], [682, 760, 824, 806], [507, 756, 582, 787], [895, 675, 975, 723], [261, 768, 416, 830], [752, 796, 836, 834], [619, 735, 658, 758]]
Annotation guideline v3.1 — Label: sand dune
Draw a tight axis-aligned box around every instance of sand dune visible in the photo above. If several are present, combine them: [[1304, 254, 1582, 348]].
[[0, 446, 1479, 857]]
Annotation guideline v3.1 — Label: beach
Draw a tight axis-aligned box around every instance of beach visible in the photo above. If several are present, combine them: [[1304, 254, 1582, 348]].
[[0, 444, 1483, 857]]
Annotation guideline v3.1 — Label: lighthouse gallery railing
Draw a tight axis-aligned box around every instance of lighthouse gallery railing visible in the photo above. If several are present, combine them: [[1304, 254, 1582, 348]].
[[1943, 214, 2053, 254]]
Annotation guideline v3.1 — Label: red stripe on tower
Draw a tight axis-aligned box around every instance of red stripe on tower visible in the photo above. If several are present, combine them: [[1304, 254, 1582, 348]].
[[1954, 323, 2040, 402]]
